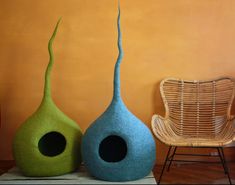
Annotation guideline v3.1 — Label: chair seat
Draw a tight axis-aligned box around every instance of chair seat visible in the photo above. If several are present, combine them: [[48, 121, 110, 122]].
[[151, 115, 235, 147]]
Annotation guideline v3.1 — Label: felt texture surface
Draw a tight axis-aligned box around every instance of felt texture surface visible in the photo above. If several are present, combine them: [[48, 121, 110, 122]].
[[81, 5, 156, 182], [12, 20, 83, 177]]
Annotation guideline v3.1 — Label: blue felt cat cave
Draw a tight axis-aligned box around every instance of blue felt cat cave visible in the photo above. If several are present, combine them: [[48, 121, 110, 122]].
[[81, 5, 156, 182]]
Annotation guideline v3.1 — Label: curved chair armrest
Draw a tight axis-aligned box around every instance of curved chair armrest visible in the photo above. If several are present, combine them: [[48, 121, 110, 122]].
[[151, 114, 165, 135], [151, 114, 166, 122], [151, 114, 166, 131], [151, 114, 175, 144], [151, 114, 182, 146]]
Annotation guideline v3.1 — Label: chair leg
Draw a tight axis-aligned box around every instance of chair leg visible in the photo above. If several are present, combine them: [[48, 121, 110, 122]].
[[158, 146, 172, 184], [217, 147, 227, 174], [167, 146, 177, 172], [220, 147, 232, 185]]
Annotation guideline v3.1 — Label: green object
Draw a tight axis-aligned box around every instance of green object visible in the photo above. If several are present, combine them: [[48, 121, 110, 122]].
[[13, 19, 83, 177]]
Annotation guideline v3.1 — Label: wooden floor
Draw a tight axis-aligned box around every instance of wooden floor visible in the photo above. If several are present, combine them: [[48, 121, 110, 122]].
[[0, 160, 235, 184], [153, 162, 235, 184]]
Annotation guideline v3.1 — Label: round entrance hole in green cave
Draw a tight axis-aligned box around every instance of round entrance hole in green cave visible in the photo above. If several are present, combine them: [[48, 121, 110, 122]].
[[38, 131, 66, 157]]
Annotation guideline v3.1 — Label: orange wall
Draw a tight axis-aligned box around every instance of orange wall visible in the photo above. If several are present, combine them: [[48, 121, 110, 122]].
[[1, 0, 235, 162]]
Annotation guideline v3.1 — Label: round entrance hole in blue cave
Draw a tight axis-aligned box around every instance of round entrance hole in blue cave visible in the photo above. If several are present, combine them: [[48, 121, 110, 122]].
[[99, 135, 127, 162]]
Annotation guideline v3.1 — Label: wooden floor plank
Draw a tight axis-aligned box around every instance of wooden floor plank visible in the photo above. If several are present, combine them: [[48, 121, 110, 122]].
[[153, 162, 235, 184]]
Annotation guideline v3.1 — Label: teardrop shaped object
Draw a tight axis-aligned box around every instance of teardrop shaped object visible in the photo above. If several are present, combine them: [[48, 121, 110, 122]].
[[13, 20, 83, 177], [81, 5, 156, 182]]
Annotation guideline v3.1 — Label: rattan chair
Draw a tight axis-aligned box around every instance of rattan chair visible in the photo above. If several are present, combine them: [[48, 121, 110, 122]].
[[151, 77, 235, 184]]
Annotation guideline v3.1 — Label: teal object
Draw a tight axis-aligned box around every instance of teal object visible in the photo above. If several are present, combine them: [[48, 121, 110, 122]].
[[13, 20, 83, 177], [81, 5, 156, 182]]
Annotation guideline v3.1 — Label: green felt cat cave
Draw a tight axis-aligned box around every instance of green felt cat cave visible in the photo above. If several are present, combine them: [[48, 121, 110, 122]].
[[13, 19, 83, 177]]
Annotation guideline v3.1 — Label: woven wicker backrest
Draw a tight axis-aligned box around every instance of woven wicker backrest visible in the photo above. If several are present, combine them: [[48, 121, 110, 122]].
[[160, 77, 235, 138]]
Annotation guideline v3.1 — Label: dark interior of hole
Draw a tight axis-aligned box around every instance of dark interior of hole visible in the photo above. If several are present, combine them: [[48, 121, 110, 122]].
[[38, 131, 66, 157], [99, 135, 127, 162]]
